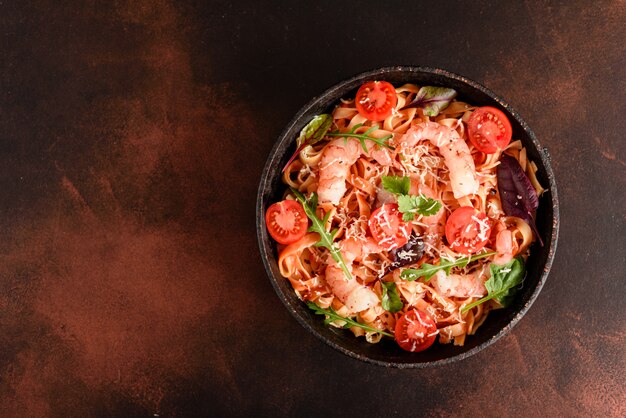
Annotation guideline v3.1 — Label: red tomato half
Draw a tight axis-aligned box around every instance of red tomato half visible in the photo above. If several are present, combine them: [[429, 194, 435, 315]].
[[445, 206, 492, 254], [467, 106, 513, 154], [265, 200, 308, 245], [355, 81, 397, 121], [395, 309, 437, 352], [368, 203, 411, 251]]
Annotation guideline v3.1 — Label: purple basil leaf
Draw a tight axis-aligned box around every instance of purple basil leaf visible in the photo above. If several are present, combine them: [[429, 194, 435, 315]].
[[399, 86, 457, 116], [497, 154, 544, 246]]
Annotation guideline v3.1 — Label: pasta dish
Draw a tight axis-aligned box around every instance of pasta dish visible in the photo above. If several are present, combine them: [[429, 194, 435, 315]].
[[265, 81, 543, 352]]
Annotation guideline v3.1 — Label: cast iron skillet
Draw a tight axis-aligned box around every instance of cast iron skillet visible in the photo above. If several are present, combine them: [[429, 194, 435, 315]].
[[256, 66, 559, 368]]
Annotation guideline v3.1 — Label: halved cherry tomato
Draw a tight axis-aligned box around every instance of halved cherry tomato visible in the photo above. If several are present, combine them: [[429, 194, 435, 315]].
[[265, 200, 308, 245], [467, 106, 512, 154], [355, 81, 397, 121], [368, 203, 411, 251], [445, 206, 491, 254], [395, 309, 437, 352]]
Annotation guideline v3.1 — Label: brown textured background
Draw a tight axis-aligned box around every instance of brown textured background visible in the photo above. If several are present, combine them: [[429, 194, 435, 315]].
[[0, 1, 624, 417]]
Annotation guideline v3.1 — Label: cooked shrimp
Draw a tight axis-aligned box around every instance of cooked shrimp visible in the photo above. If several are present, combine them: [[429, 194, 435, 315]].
[[318, 138, 392, 204], [493, 229, 514, 265], [317, 138, 361, 205], [325, 237, 381, 312], [490, 219, 514, 265], [369, 146, 393, 166], [401, 122, 479, 198], [431, 269, 487, 298]]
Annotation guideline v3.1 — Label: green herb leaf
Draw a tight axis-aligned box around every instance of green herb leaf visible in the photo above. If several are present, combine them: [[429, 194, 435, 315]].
[[381, 175, 411, 195], [461, 258, 525, 313], [363, 125, 378, 136], [401, 251, 496, 282], [397, 194, 442, 221], [400, 262, 440, 282], [488, 258, 525, 306], [306, 301, 393, 337], [381, 281, 403, 313], [349, 123, 364, 134], [327, 124, 395, 153], [380, 175, 442, 221], [309, 192, 318, 212], [400, 86, 457, 116], [291, 188, 352, 281]]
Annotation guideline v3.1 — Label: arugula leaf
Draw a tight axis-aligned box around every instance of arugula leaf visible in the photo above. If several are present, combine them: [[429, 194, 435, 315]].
[[381, 175, 410, 195], [461, 258, 525, 313], [291, 188, 352, 280], [400, 86, 457, 116], [397, 194, 442, 221], [327, 124, 395, 153], [381, 281, 403, 313], [306, 301, 393, 337], [282, 114, 333, 172], [400, 251, 496, 282]]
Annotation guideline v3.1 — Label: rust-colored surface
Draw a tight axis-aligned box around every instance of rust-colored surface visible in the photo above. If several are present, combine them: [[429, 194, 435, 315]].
[[0, 1, 624, 416]]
